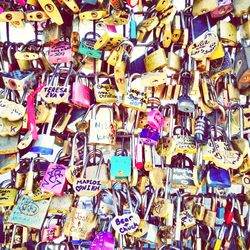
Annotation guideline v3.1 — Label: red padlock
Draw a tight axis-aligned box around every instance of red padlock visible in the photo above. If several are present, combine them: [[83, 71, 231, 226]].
[[126, 0, 139, 7], [224, 197, 235, 225], [147, 109, 164, 131], [135, 141, 144, 170], [71, 72, 92, 109]]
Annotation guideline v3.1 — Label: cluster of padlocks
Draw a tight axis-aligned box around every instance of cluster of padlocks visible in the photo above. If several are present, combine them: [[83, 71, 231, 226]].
[[0, 0, 250, 249]]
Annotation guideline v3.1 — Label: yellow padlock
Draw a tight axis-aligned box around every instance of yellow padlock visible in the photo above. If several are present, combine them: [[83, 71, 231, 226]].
[[38, 0, 64, 25], [94, 32, 124, 51], [0, 11, 24, 22], [26, 11, 50, 21], [208, 41, 225, 60], [219, 21, 237, 46]]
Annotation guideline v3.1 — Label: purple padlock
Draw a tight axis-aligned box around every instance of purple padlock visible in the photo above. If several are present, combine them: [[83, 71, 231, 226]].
[[147, 109, 164, 130], [210, 0, 233, 18], [90, 232, 115, 250], [140, 128, 159, 146]]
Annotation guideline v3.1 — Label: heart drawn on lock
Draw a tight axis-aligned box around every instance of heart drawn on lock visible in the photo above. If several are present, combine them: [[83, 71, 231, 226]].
[[111, 213, 140, 235], [73, 178, 102, 197]]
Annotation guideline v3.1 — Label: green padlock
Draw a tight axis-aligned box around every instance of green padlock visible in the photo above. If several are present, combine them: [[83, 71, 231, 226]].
[[78, 32, 103, 59]]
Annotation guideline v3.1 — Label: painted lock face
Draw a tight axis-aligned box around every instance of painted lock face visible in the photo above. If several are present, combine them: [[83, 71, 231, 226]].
[[147, 110, 164, 130], [140, 128, 159, 146]]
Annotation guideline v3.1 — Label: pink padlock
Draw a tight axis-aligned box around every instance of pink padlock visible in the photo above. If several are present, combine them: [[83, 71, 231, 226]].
[[16, 0, 26, 6], [135, 142, 143, 170], [147, 110, 164, 131], [48, 41, 73, 64], [210, 0, 233, 18], [90, 232, 115, 250], [40, 163, 68, 196], [41, 225, 56, 242], [71, 72, 92, 108]]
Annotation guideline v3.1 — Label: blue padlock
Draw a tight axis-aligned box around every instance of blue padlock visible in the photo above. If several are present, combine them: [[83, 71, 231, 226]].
[[111, 149, 131, 178], [207, 166, 231, 188]]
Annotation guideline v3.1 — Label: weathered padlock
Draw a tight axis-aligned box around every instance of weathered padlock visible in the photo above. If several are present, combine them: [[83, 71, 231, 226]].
[[144, 42, 168, 72], [71, 72, 92, 109], [78, 32, 103, 59], [203, 196, 217, 228], [192, 0, 218, 16], [89, 104, 116, 145], [235, 45, 250, 90], [168, 44, 182, 72], [43, 22, 62, 46], [48, 41, 73, 64], [210, 0, 233, 18]]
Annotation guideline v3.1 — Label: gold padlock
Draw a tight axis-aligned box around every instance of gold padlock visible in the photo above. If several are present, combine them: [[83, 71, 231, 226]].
[[172, 13, 181, 43], [168, 44, 182, 72], [103, 9, 129, 26], [219, 21, 237, 46], [57, 0, 80, 13], [26, 11, 50, 21], [94, 32, 124, 50], [0, 11, 25, 22], [44, 22, 62, 45], [38, 0, 64, 25], [155, 0, 171, 12], [144, 43, 168, 72]]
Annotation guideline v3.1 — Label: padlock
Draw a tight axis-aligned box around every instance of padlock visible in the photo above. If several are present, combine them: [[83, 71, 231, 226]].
[[94, 32, 124, 50], [140, 127, 159, 146], [123, 73, 148, 112], [177, 71, 195, 113], [78, 32, 103, 59], [134, 137, 144, 170], [79, 1, 109, 21], [137, 8, 159, 43], [168, 44, 182, 72], [240, 18, 250, 40], [234, 198, 245, 227], [40, 151, 67, 196], [223, 224, 234, 249], [170, 154, 198, 189], [94, 72, 118, 103], [26, 9, 49, 22], [41, 216, 58, 242], [71, 72, 92, 109], [90, 216, 115, 250], [236, 225, 247, 250], [43, 22, 62, 46], [144, 43, 168, 72], [89, 104, 116, 145], [48, 41, 73, 64], [224, 196, 235, 225], [192, 196, 206, 221], [57, 0, 80, 13], [40, 64, 72, 104], [0, 180, 17, 207], [103, 8, 130, 26], [0, 11, 25, 22], [73, 149, 104, 197], [188, 16, 219, 60], [111, 149, 131, 179], [114, 40, 134, 94], [213, 224, 226, 250], [37, 0, 63, 25], [204, 196, 217, 228], [210, 0, 233, 18], [192, 0, 218, 16], [30, 107, 56, 155], [2, 70, 35, 92], [233, 0, 250, 17], [219, 21, 237, 46], [234, 45, 250, 90]]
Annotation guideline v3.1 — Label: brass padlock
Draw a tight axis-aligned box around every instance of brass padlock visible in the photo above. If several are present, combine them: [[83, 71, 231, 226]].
[[94, 32, 124, 51], [44, 22, 62, 46], [219, 21, 237, 46], [103, 8, 130, 26], [144, 43, 168, 72], [192, 0, 218, 16], [168, 44, 182, 72], [38, 0, 64, 25]]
